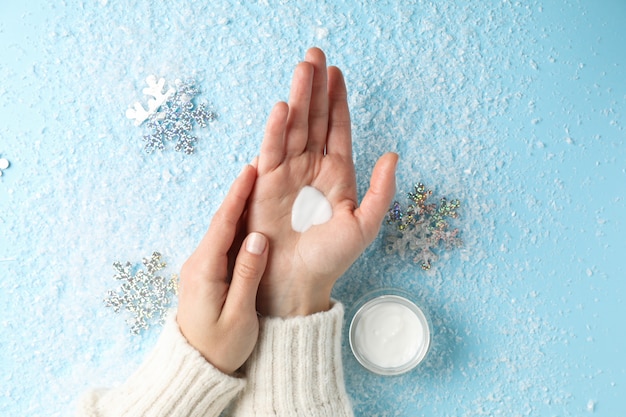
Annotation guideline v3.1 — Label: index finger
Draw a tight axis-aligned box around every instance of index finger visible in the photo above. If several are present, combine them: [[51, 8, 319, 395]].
[[194, 165, 257, 258]]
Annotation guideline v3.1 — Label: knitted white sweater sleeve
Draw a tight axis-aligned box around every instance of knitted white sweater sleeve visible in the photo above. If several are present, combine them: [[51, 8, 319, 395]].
[[76, 313, 246, 417], [227, 302, 355, 417]]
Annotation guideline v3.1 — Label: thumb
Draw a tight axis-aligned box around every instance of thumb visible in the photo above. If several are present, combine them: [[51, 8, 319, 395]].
[[355, 152, 399, 243], [223, 232, 268, 316]]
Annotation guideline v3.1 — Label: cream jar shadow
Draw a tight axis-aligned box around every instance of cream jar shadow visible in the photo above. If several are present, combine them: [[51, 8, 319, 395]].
[[349, 290, 431, 376]]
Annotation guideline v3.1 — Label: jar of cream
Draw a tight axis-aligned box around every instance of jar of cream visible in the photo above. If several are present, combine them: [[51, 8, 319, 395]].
[[349, 290, 431, 375]]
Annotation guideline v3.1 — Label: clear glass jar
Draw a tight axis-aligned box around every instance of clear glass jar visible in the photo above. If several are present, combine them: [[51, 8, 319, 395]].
[[349, 289, 431, 376]]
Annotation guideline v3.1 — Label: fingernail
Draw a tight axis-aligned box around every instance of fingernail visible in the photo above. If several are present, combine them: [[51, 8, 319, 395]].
[[246, 232, 267, 255]]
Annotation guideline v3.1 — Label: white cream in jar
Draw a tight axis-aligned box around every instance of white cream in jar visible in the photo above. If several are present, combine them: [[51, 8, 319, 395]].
[[350, 293, 430, 375]]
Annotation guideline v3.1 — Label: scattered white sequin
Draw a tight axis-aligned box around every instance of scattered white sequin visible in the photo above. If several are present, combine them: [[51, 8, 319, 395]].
[[0, 157, 9, 176], [126, 75, 175, 126]]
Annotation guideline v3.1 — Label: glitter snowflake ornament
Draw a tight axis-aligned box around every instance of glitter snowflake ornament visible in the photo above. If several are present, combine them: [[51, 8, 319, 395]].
[[386, 183, 463, 270], [127, 76, 216, 155], [104, 252, 178, 334]]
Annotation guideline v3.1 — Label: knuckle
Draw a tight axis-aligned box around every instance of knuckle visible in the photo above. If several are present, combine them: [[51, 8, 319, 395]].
[[235, 259, 259, 281], [179, 258, 209, 294]]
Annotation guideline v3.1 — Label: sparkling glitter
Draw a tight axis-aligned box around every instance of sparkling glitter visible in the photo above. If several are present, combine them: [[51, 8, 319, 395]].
[[104, 252, 178, 334], [386, 183, 463, 270]]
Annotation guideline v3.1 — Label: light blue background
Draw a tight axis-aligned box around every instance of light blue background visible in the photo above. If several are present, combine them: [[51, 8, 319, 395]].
[[1, 1, 624, 415]]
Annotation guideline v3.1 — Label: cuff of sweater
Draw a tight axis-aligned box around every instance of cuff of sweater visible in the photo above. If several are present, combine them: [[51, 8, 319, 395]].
[[78, 312, 246, 417], [232, 302, 353, 417]]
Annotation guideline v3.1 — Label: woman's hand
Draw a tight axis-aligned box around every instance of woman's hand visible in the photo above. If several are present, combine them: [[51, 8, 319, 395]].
[[177, 165, 269, 374], [248, 48, 398, 317]]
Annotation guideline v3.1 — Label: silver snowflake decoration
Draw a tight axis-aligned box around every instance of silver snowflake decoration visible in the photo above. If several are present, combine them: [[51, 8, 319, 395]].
[[104, 252, 178, 334], [127, 76, 217, 155]]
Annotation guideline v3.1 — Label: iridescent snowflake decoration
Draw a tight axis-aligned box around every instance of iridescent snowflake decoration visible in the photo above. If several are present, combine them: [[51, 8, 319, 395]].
[[386, 183, 463, 270], [127, 76, 216, 155], [0, 156, 10, 176], [104, 252, 178, 334]]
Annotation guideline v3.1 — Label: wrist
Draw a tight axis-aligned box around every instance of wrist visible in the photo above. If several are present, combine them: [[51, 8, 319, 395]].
[[257, 289, 332, 317]]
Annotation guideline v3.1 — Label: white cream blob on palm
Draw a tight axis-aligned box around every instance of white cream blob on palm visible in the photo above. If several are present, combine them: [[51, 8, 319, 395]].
[[291, 186, 333, 232]]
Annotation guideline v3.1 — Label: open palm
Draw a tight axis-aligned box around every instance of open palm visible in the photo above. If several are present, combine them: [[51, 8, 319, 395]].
[[248, 48, 398, 317]]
